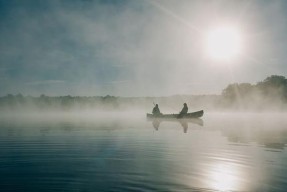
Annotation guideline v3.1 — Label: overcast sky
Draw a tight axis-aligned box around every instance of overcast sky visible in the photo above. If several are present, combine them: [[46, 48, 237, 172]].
[[1, 0, 287, 96]]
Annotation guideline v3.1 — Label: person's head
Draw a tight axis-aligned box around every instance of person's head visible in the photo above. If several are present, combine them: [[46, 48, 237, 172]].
[[184, 103, 187, 106], [155, 104, 158, 107]]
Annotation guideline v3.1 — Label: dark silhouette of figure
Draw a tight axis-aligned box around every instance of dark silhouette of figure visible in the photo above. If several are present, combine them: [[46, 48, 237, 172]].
[[152, 104, 161, 116], [178, 103, 188, 118]]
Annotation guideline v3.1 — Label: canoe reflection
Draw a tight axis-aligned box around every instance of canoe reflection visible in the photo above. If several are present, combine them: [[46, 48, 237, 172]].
[[150, 118, 204, 133]]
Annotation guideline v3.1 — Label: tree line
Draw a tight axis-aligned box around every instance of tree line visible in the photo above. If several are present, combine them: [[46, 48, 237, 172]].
[[222, 75, 287, 109], [0, 75, 287, 111]]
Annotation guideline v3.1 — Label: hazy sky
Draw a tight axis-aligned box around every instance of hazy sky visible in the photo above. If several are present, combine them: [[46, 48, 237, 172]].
[[1, 0, 287, 96]]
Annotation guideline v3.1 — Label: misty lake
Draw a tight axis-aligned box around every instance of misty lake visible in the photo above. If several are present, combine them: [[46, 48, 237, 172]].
[[1, 112, 287, 192]]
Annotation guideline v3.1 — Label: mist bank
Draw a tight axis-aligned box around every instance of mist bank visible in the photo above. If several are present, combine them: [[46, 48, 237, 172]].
[[1, 75, 287, 112], [221, 75, 287, 111], [0, 94, 220, 113]]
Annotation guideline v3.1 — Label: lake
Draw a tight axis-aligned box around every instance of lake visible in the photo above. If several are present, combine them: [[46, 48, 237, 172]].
[[1, 112, 287, 192]]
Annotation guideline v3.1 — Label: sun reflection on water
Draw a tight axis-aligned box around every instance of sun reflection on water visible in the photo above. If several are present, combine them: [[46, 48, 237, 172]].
[[206, 162, 245, 191]]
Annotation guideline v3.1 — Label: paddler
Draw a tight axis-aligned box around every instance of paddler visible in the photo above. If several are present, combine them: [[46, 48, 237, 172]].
[[178, 103, 188, 118], [152, 104, 161, 116]]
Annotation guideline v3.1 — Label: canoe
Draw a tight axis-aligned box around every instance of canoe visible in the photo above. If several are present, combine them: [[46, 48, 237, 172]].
[[146, 110, 204, 119]]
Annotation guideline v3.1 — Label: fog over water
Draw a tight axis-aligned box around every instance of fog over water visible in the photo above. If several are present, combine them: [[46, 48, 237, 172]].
[[1, 0, 287, 191], [1, 112, 287, 192]]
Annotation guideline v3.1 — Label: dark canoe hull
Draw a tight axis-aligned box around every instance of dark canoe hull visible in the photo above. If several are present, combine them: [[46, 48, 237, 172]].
[[146, 110, 204, 119]]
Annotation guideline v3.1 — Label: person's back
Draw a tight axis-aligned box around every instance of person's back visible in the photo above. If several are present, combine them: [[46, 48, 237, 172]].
[[179, 103, 188, 117], [152, 104, 161, 115]]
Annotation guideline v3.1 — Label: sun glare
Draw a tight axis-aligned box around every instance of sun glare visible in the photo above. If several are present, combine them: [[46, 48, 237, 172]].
[[207, 163, 244, 191], [205, 26, 242, 61]]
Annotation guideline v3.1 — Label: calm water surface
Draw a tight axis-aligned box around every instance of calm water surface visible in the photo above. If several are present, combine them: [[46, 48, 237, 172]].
[[1, 112, 287, 192]]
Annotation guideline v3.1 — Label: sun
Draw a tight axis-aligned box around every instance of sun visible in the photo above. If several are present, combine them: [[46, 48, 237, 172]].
[[205, 26, 242, 61]]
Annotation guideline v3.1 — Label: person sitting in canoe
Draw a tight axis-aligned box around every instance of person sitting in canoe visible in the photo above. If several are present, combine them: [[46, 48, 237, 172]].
[[178, 103, 188, 118], [152, 104, 162, 116]]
